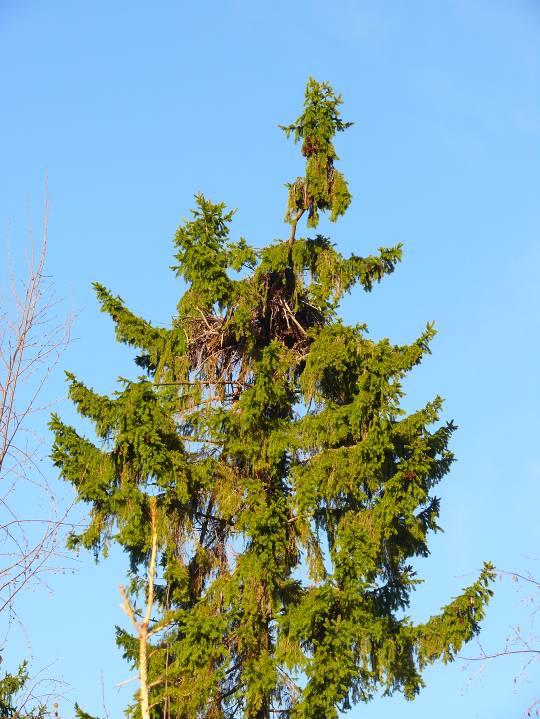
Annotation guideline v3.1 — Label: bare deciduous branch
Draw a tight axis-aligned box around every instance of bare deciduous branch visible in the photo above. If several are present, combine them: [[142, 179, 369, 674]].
[[0, 188, 74, 715], [460, 566, 540, 715]]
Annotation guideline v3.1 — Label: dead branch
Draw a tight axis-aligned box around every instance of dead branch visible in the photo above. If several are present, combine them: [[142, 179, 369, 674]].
[[119, 497, 158, 719]]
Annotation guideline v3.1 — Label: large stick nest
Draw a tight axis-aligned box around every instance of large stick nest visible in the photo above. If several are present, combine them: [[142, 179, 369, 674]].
[[186, 271, 325, 388]]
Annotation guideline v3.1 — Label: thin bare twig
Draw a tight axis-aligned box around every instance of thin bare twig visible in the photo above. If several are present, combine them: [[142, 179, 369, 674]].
[[1, 186, 73, 618]]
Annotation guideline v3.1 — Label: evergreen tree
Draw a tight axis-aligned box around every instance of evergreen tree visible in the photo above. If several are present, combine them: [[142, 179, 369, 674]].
[[0, 662, 47, 718], [51, 78, 494, 719]]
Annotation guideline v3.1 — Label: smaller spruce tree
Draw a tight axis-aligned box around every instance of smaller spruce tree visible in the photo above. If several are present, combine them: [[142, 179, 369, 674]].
[[0, 663, 47, 718], [51, 78, 494, 719]]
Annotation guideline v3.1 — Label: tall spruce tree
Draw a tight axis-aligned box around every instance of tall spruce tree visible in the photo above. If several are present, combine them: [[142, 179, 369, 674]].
[[51, 79, 494, 719]]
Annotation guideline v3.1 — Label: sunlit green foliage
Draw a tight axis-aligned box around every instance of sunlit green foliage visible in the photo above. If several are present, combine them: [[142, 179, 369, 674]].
[[51, 78, 493, 719], [281, 79, 352, 227], [0, 663, 47, 719]]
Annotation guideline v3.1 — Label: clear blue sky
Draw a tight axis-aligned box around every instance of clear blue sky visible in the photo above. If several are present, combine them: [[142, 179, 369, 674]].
[[1, 1, 539, 717]]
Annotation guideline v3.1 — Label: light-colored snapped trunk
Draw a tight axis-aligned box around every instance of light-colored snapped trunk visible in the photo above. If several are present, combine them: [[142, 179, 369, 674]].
[[120, 498, 158, 719]]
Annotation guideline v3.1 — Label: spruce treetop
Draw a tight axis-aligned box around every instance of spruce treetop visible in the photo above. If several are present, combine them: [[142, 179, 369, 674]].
[[281, 78, 352, 230], [51, 78, 494, 719]]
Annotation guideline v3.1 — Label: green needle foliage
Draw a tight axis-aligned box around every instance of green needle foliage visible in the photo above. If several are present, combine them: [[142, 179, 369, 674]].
[[0, 663, 47, 719], [51, 78, 494, 719]]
